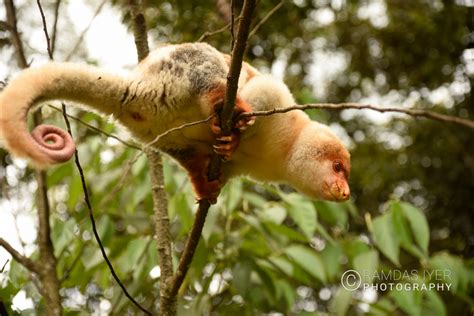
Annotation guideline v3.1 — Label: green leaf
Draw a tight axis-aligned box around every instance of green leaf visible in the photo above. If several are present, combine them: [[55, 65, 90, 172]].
[[314, 200, 348, 228], [353, 250, 379, 283], [429, 253, 468, 294], [233, 260, 252, 296], [390, 205, 425, 259], [422, 290, 446, 316], [398, 202, 430, 255], [320, 243, 343, 282], [329, 287, 352, 316], [285, 245, 326, 282], [281, 193, 317, 238], [390, 286, 422, 316], [242, 192, 267, 208], [257, 203, 287, 224], [274, 279, 296, 307], [372, 212, 400, 266], [343, 239, 371, 264], [262, 221, 308, 242], [52, 217, 76, 257], [224, 179, 243, 211], [269, 256, 294, 277], [169, 192, 193, 232]]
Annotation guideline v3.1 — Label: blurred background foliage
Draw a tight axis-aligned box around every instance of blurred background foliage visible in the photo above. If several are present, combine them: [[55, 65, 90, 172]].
[[0, 0, 473, 315]]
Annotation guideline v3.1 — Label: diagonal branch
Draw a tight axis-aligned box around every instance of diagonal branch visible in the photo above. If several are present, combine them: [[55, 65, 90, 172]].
[[168, 0, 257, 300], [0, 238, 38, 274], [64, 0, 107, 61], [4, 0, 28, 68], [248, 0, 284, 39], [239, 102, 474, 129]]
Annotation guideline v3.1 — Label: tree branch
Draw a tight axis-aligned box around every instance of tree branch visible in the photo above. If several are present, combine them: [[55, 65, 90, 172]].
[[208, 0, 256, 180], [4, 0, 28, 68], [35, 2, 64, 315], [127, 1, 175, 315], [47, 104, 142, 150], [239, 102, 474, 129], [198, 23, 231, 42], [64, 0, 107, 61], [50, 0, 61, 55], [168, 0, 256, 301], [248, 0, 284, 39], [0, 238, 38, 274]]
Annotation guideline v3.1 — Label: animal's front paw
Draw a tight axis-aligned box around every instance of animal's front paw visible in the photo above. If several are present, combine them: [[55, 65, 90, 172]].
[[194, 177, 222, 204], [233, 98, 255, 131], [213, 134, 240, 161]]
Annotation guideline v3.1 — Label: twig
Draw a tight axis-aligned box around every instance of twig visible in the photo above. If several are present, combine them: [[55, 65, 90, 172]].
[[60, 244, 85, 283], [36, 0, 53, 59], [198, 23, 231, 42], [0, 259, 9, 272], [239, 103, 474, 130], [50, 0, 61, 54], [64, 0, 107, 61], [143, 115, 215, 150], [169, 0, 257, 300], [61, 100, 152, 316], [47, 104, 142, 150], [168, 200, 211, 297], [0, 239, 37, 274], [248, 0, 284, 39], [4, 0, 28, 68]]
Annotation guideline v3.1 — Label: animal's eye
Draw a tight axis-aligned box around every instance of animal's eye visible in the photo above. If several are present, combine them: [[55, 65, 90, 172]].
[[333, 161, 343, 173]]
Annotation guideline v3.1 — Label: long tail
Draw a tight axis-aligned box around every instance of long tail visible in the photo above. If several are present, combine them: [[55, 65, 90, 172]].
[[0, 63, 128, 168]]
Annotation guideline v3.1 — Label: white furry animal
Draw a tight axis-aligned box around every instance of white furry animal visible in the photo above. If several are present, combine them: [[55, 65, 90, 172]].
[[0, 42, 350, 202]]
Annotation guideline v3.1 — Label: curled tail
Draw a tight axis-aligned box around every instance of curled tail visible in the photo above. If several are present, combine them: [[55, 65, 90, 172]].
[[0, 63, 128, 168]]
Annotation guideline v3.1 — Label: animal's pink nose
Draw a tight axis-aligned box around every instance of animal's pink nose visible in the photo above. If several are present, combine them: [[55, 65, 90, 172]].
[[341, 187, 350, 200]]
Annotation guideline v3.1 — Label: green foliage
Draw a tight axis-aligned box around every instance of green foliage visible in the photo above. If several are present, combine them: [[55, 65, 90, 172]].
[[1, 0, 473, 314]]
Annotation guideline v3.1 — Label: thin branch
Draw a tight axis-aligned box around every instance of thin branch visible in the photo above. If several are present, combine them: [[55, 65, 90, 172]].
[[35, 2, 63, 314], [36, 0, 53, 59], [198, 23, 231, 42], [169, 0, 257, 300], [59, 244, 85, 283], [47, 104, 142, 150], [50, 0, 61, 54], [64, 0, 107, 62], [60, 97, 152, 316], [0, 259, 9, 272], [4, 0, 28, 68], [41, 0, 151, 313], [168, 200, 211, 297], [248, 0, 284, 39], [143, 115, 214, 150], [208, 0, 256, 181], [239, 103, 474, 129], [0, 239, 38, 274]]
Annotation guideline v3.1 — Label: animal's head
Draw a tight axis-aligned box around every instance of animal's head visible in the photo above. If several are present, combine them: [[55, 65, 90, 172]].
[[287, 122, 350, 202]]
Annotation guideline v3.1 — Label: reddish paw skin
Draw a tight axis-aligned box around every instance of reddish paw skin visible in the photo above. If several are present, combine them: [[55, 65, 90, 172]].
[[213, 133, 240, 161], [209, 97, 253, 161], [175, 152, 223, 204], [194, 177, 222, 204]]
